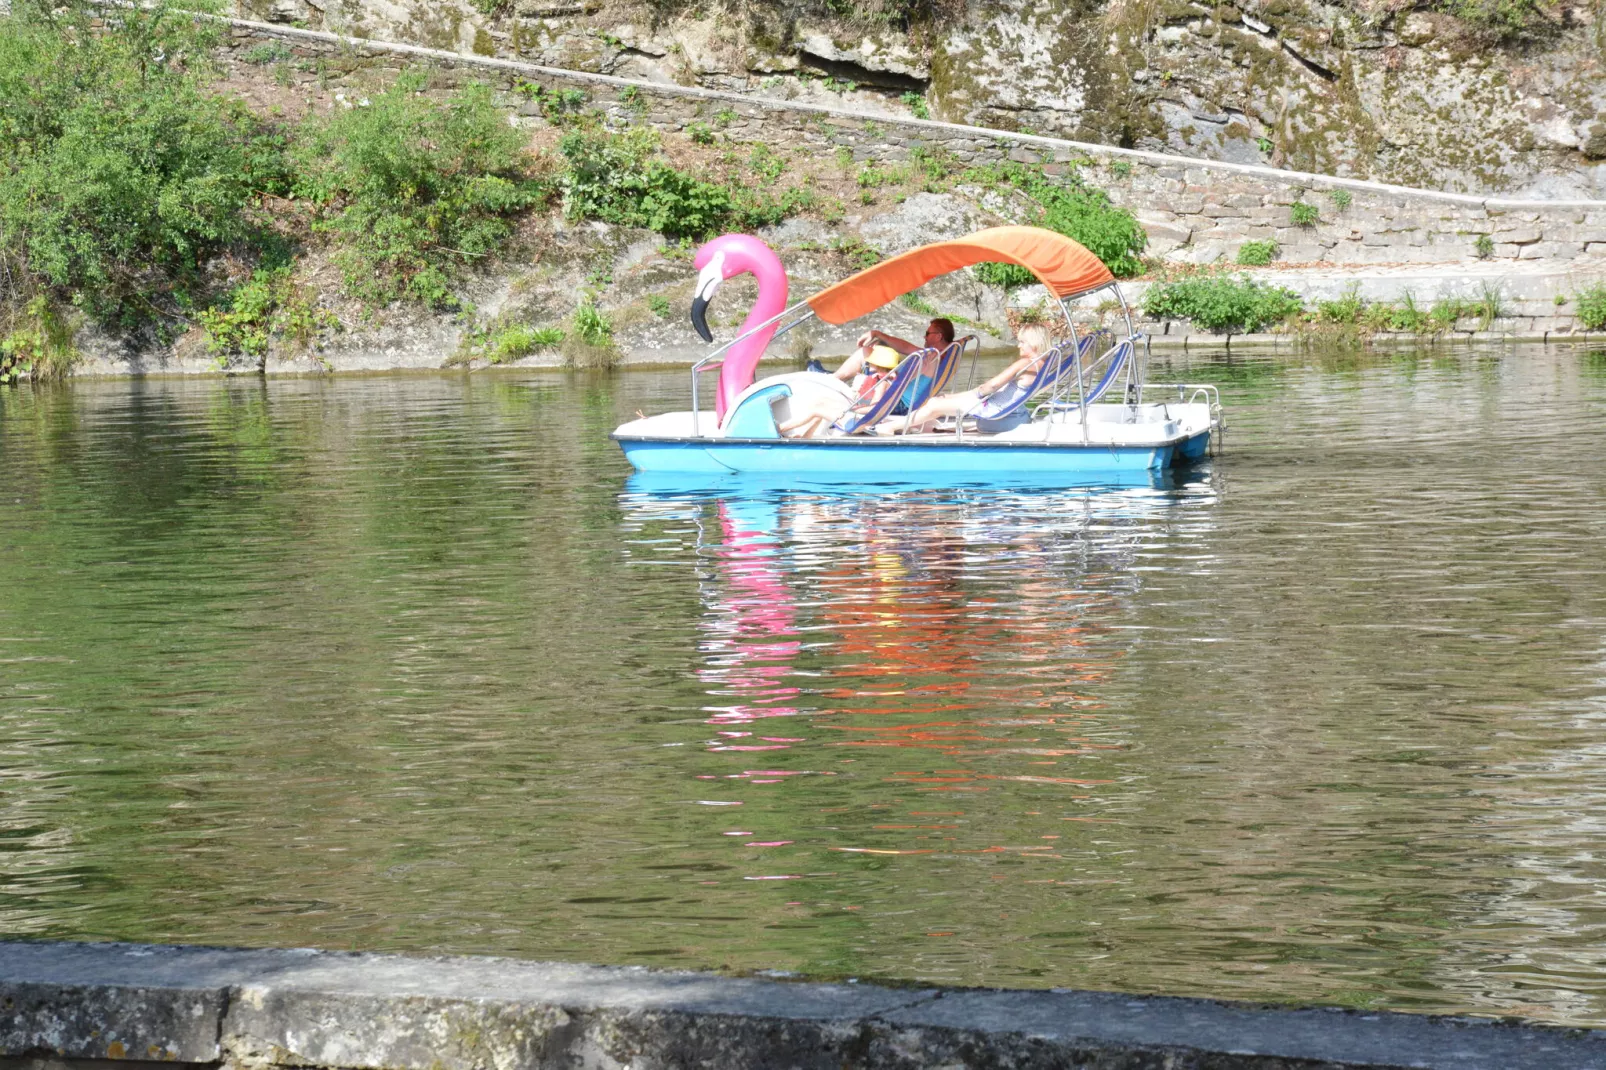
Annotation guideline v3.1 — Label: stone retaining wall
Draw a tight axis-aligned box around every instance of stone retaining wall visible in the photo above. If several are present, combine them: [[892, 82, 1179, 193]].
[[215, 18, 1606, 271], [5, 940, 1606, 1069]]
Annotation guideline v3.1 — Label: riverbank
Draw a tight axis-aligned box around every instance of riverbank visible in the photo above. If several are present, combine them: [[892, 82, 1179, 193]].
[[3, 940, 1605, 1069], [4, 10, 1604, 382], [66, 252, 1606, 377]]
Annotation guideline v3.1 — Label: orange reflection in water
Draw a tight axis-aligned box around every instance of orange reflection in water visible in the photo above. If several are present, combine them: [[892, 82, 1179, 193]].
[[649, 485, 1172, 865]]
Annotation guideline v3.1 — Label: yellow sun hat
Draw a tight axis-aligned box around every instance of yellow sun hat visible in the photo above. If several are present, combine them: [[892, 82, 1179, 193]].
[[865, 345, 902, 369]]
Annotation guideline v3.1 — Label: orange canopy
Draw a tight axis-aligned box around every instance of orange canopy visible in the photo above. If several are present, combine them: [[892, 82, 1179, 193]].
[[805, 226, 1115, 325]]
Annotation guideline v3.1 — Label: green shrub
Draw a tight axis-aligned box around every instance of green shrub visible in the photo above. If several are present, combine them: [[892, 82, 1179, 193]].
[[1475, 233, 1495, 258], [0, 296, 75, 383], [557, 126, 733, 239], [572, 298, 613, 345], [1435, 0, 1547, 35], [687, 122, 715, 145], [1316, 287, 1365, 324], [1290, 201, 1319, 226], [1143, 275, 1303, 334], [1108, 159, 1132, 178], [900, 91, 930, 120], [516, 82, 588, 126], [1236, 240, 1278, 266], [1329, 188, 1353, 211], [975, 262, 1036, 289], [1392, 291, 1428, 332], [647, 294, 671, 318], [1428, 300, 1465, 331], [484, 322, 562, 363], [1359, 291, 1428, 332], [1428, 285, 1505, 331], [198, 266, 333, 361], [0, 8, 284, 327], [857, 164, 889, 188], [1035, 183, 1147, 277], [958, 162, 1145, 276], [748, 144, 786, 182], [1577, 284, 1606, 331], [294, 75, 542, 307], [242, 42, 294, 64], [563, 297, 619, 368]]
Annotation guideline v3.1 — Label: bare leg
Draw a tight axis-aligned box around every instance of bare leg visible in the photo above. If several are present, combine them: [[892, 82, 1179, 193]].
[[779, 400, 839, 438], [904, 393, 968, 435], [833, 348, 869, 382]]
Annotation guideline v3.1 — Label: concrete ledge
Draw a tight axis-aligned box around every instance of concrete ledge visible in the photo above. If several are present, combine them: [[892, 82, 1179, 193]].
[[3, 941, 1606, 1069]]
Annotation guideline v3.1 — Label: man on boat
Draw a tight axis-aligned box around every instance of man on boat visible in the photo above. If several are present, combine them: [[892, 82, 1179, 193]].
[[901, 325, 1053, 435], [820, 319, 956, 386]]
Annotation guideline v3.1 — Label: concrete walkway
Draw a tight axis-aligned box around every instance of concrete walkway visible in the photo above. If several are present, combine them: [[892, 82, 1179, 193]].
[[3, 940, 1606, 1068]]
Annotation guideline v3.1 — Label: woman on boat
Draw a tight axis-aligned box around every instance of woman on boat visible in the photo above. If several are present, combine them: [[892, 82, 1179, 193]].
[[901, 325, 1052, 435], [779, 344, 903, 439]]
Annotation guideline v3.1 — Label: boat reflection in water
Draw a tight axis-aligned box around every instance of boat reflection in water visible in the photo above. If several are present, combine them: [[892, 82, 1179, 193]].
[[619, 467, 1219, 832]]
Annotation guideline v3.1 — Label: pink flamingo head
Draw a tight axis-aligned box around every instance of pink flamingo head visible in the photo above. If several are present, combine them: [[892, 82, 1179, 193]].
[[690, 234, 790, 425]]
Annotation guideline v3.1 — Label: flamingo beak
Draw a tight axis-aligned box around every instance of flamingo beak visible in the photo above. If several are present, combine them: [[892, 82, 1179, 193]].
[[690, 254, 725, 344]]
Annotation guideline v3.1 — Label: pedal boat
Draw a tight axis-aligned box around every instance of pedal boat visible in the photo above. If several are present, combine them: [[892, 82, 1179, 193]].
[[611, 226, 1221, 480]]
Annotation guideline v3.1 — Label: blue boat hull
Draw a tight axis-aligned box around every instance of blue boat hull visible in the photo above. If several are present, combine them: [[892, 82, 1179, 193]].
[[616, 431, 1211, 479]]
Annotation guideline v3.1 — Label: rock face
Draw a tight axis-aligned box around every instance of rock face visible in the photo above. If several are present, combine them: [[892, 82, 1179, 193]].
[[240, 0, 1606, 198]]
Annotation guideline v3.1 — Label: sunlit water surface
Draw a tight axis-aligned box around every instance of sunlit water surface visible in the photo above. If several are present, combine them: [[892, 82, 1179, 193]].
[[5, 345, 1606, 1025]]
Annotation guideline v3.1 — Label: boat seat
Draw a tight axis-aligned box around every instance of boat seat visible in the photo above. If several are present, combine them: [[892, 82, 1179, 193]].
[[1040, 334, 1134, 413], [835, 350, 929, 435], [723, 382, 791, 438]]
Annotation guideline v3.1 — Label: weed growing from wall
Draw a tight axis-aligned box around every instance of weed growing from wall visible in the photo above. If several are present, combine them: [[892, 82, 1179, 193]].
[[900, 92, 930, 119], [1236, 240, 1278, 266], [1577, 284, 1606, 330]]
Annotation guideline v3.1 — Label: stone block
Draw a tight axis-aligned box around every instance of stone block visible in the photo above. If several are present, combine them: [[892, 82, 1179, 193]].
[[1205, 204, 1246, 218], [1142, 221, 1193, 256], [1171, 195, 1206, 214], [1226, 194, 1261, 209], [1518, 241, 1578, 259], [1492, 227, 1542, 245]]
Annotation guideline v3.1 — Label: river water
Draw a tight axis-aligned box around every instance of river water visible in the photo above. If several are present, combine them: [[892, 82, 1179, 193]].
[[4, 345, 1606, 1025]]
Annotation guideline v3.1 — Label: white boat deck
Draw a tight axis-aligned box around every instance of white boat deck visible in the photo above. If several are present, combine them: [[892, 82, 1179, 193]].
[[613, 400, 1216, 448]]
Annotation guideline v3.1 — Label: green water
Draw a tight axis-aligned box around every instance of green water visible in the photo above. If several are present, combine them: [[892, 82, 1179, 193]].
[[4, 347, 1606, 1026]]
